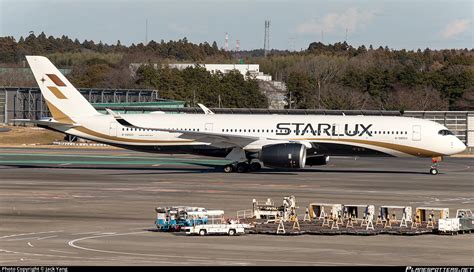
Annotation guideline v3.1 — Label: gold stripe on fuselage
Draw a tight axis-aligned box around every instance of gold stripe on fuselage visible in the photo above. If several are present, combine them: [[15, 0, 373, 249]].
[[293, 137, 443, 157], [74, 126, 194, 144], [44, 98, 194, 144]]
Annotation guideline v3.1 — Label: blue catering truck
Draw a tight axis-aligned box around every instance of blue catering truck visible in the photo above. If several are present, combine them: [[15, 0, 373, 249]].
[[155, 206, 210, 231]]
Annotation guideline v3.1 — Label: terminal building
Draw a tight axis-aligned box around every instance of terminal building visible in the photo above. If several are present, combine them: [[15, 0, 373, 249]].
[[130, 63, 273, 81]]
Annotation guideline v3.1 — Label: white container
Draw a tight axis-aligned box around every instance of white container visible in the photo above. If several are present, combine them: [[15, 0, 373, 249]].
[[438, 218, 460, 232]]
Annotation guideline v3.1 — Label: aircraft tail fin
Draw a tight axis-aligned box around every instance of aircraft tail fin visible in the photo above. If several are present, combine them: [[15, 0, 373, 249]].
[[25, 56, 100, 124]]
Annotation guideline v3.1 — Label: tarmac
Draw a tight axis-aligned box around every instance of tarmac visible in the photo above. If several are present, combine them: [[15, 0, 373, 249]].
[[0, 147, 473, 266]]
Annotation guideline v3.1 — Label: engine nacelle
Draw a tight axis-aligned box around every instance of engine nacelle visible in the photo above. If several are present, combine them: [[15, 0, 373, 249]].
[[260, 143, 307, 169], [306, 155, 329, 166]]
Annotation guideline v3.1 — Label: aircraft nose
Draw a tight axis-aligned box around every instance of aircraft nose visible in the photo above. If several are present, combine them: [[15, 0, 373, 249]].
[[453, 138, 466, 154]]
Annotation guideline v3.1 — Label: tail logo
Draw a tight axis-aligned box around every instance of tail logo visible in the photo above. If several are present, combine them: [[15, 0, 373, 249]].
[[44, 73, 67, 99], [46, 74, 67, 86], [47, 86, 67, 99]]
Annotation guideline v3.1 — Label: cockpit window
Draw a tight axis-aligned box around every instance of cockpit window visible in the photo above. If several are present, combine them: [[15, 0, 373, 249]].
[[438, 129, 454, 136]]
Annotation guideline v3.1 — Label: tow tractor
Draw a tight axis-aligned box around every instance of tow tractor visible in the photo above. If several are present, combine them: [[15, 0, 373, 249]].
[[184, 210, 250, 236]]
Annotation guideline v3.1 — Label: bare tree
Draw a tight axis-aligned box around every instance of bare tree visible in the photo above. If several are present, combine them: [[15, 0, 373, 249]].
[[294, 55, 348, 109], [384, 85, 449, 111]]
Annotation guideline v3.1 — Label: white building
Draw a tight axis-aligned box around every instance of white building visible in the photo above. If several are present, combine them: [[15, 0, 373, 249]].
[[130, 63, 272, 81]]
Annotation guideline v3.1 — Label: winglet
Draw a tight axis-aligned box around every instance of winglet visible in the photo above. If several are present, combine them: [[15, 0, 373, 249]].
[[197, 103, 214, 115], [105, 108, 121, 118]]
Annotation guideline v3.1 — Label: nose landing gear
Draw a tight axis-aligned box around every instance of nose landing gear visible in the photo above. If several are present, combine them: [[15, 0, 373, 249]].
[[429, 157, 442, 175], [429, 167, 439, 175]]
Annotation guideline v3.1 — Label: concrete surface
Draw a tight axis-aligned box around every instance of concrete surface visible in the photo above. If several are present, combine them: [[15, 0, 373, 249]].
[[0, 147, 473, 266]]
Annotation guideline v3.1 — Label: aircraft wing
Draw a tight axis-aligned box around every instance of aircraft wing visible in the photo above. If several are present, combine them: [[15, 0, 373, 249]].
[[115, 113, 260, 148], [111, 110, 312, 150]]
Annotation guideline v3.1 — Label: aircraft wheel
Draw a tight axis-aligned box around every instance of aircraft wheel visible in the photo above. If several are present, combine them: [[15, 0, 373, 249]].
[[236, 163, 249, 173], [430, 168, 439, 175], [249, 162, 262, 172], [223, 164, 234, 173]]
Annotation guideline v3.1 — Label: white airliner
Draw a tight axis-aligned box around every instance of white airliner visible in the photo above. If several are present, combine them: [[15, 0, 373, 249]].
[[18, 56, 466, 174]]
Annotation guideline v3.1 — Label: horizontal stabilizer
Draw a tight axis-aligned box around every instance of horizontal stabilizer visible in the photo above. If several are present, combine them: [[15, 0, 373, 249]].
[[11, 119, 80, 127]]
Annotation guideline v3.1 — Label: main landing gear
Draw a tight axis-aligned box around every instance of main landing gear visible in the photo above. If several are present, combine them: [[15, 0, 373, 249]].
[[223, 161, 262, 173], [430, 157, 441, 175]]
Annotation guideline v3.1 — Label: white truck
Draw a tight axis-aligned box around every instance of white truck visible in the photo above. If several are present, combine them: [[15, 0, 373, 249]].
[[184, 222, 249, 236], [184, 210, 250, 236]]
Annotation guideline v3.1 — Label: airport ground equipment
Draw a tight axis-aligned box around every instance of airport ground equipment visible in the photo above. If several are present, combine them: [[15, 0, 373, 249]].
[[378, 206, 412, 226], [457, 209, 473, 233], [343, 204, 375, 224], [308, 203, 343, 221], [184, 211, 249, 236], [439, 209, 474, 234], [155, 206, 222, 231], [282, 195, 298, 222], [252, 198, 279, 220], [236, 196, 298, 223], [415, 207, 449, 227]]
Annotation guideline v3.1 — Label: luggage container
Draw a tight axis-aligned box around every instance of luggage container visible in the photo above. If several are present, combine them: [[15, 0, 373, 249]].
[[379, 206, 412, 222], [343, 204, 375, 223], [415, 207, 449, 224], [308, 203, 343, 220]]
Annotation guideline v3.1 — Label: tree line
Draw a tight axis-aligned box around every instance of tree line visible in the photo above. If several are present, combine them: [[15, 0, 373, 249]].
[[244, 42, 474, 111], [0, 34, 473, 110], [0, 32, 230, 64]]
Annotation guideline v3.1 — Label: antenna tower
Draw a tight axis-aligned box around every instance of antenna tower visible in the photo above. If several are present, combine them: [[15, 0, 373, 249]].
[[225, 32, 229, 51], [264, 20, 270, 57]]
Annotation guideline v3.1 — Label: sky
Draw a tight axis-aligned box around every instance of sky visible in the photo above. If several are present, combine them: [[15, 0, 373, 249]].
[[0, 0, 472, 51]]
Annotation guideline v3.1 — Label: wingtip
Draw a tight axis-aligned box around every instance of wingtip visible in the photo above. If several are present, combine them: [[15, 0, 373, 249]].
[[105, 108, 121, 118]]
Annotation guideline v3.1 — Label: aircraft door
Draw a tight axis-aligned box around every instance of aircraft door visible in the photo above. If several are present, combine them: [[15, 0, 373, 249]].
[[412, 125, 421, 141], [109, 122, 118, 136], [204, 123, 213, 132]]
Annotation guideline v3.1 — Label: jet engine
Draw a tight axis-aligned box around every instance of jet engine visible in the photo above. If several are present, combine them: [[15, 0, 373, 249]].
[[260, 143, 306, 169], [306, 155, 330, 166]]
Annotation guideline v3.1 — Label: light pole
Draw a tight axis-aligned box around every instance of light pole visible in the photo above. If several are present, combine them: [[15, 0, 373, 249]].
[[317, 80, 321, 109], [289, 90, 292, 109]]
